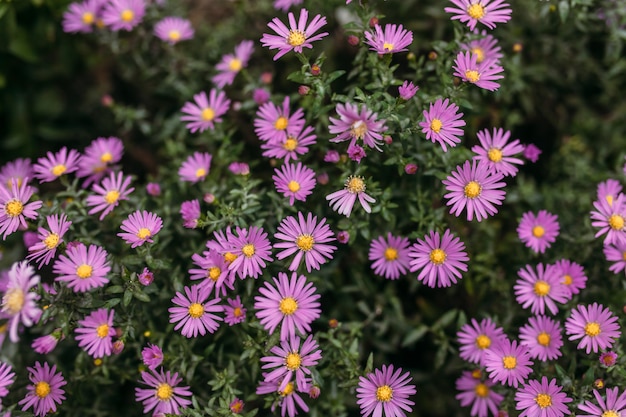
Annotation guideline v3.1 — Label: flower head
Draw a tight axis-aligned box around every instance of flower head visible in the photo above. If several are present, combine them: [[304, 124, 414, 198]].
[[76, 137, 123, 187], [523, 144, 542, 162], [356, 364, 417, 417], [53, 244, 111, 292], [0, 361, 15, 398], [169, 284, 223, 338], [577, 387, 626, 417], [188, 250, 234, 298], [86, 171, 135, 220], [398, 81, 419, 100], [591, 193, 626, 246], [256, 376, 310, 417], [261, 334, 322, 392], [27, 213, 72, 268], [600, 352, 617, 367], [514, 263, 569, 315], [154, 16, 194, 45], [517, 210, 560, 254], [364, 24, 413, 54], [180, 199, 201, 229], [19, 362, 67, 417], [453, 51, 504, 91], [32, 330, 63, 354], [180, 90, 230, 133], [418, 98, 466, 152], [518, 315, 563, 361], [326, 175, 376, 217], [223, 226, 273, 280], [118, 210, 163, 248], [554, 259, 587, 298], [135, 368, 192, 415], [457, 317, 507, 366], [62, 0, 103, 33], [178, 152, 212, 183], [0, 158, 33, 189], [272, 163, 316, 206], [1, 261, 42, 342], [262, 125, 317, 163], [75, 308, 115, 358], [444, 0, 512, 30], [515, 377, 572, 417], [33, 147, 81, 183], [213, 40, 254, 88], [329, 102, 387, 151], [101, 0, 145, 31], [462, 32, 503, 65], [597, 179, 623, 207], [138, 267, 154, 286], [261, 8, 329, 61], [369, 233, 411, 280], [255, 97, 306, 144], [224, 296, 247, 326], [408, 229, 469, 287], [472, 128, 525, 176], [603, 241, 626, 274], [565, 303, 621, 354], [141, 343, 164, 370], [484, 338, 533, 388], [455, 371, 504, 417]]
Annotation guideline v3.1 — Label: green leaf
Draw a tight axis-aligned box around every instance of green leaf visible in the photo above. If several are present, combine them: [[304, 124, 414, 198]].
[[401, 325, 428, 347]]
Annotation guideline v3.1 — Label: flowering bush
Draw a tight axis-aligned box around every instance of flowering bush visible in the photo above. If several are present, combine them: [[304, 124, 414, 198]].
[[1, 0, 626, 416]]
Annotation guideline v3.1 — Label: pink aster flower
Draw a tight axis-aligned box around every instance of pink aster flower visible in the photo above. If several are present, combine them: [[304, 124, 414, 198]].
[[444, 0, 512, 30], [255, 97, 305, 143], [169, 284, 223, 337], [76, 136, 123, 187], [455, 371, 504, 417], [326, 175, 376, 217], [228, 162, 249, 175], [53, 244, 111, 292], [554, 259, 587, 298], [484, 338, 533, 388], [599, 351, 617, 367], [222, 226, 273, 280], [453, 51, 504, 91], [418, 98, 466, 152], [472, 128, 525, 176], [75, 308, 115, 358], [254, 271, 321, 340], [118, 210, 163, 248], [516, 210, 560, 254], [591, 193, 626, 246], [86, 171, 135, 220], [154, 16, 194, 45], [0, 157, 33, 189], [273, 0, 303, 12], [188, 250, 234, 298], [180, 90, 230, 133], [261, 125, 317, 163], [603, 241, 626, 274], [515, 377, 572, 417], [178, 152, 212, 183], [398, 81, 419, 100], [408, 229, 469, 288], [180, 199, 200, 229], [230, 397, 245, 414], [213, 40, 254, 88], [328, 102, 387, 151], [565, 303, 621, 354], [368, 233, 411, 280], [356, 364, 417, 417], [518, 315, 563, 361], [260, 8, 329, 61], [0, 361, 15, 398], [141, 343, 164, 370], [577, 387, 626, 417], [1, 261, 41, 342], [32, 329, 63, 354], [19, 362, 67, 417], [347, 144, 367, 163], [261, 334, 322, 392], [135, 368, 192, 416], [597, 179, 623, 207], [101, 0, 145, 31], [523, 144, 542, 162], [514, 263, 568, 315], [457, 317, 507, 366], [33, 147, 81, 183], [26, 213, 72, 268], [138, 267, 154, 286], [272, 162, 316, 206], [462, 32, 503, 65], [274, 212, 337, 272], [442, 159, 507, 222], [256, 377, 310, 417], [364, 24, 413, 54], [224, 296, 246, 326], [62, 0, 102, 33]]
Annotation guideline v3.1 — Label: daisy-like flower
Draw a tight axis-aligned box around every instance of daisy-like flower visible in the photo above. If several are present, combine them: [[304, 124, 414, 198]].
[[76, 136, 123, 187], [141, 343, 164, 370], [272, 163, 316, 206], [274, 212, 336, 272], [590, 193, 626, 246], [356, 364, 417, 417], [154, 16, 194, 45], [599, 352, 617, 367], [33, 147, 81, 183], [180, 199, 201, 229], [274, 0, 303, 12], [514, 263, 568, 315], [169, 284, 223, 337], [457, 317, 507, 366], [462, 32, 503, 65], [603, 241, 626, 274], [135, 368, 192, 416], [368, 233, 411, 280], [597, 179, 622, 207], [0, 361, 15, 397], [53, 244, 111, 292], [188, 250, 234, 298], [224, 226, 273, 280], [178, 152, 212, 183], [408, 229, 469, 288], [261, 125, 317, 163], [455, 370, 504, 417], [27, 213, 72, 268], [484, 338, 533, 388], [0, 157, 33, 189], [255, 97, 306, 143], [418, 98, 466, 152], [224, 296, 246, 326], [328, 103, 387, 151], [86, 171, 135, 220], [518, 315, 563, 361], [554, 259, 587, 298], [19, 362, 67, 417], [261, 334, 322, 392], [101, 0, 145, 31], [230, 397, 245, 414], [62, 0, 102, 33], [398, 81, 419, 100], [118, 210, 163, 248], [516, 210, 560, 254], [364, 24, 413, 54], [565, 303, 621, 354], [213, 40, 254, 88], [515, 377, 572, 417], [180, 90, 230, 133], [444, 0, 512, 31], [32, 329, 63, 354], [453, 51, 504, 91], [523, 144, 542, 162], [577, 387, 626, 417], [1, 261, 41, 342], [442, 159, 506, 222], [256, 377, 310, 417], [74, 308, 115, 358], [254, 271, 321, 340], [472, 127, 524, 176], [326, 175, 376, 217], [260, 8, 329, 61]]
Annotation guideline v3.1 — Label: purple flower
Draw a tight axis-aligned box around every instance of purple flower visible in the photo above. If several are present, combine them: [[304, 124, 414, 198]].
[[523, 144, 542, 162], [514, 263, 568, 315], [135, 368, 192, 415], [457, 317, 507, 366], [272, 162, 316, 206], [516, 210, 560, 254], [169, 285, 223, 337], [444, 0, 512, 30], [337, 230, 350, 243], [224, 296, 246, 326], [62, 0, 102, 33], [228, 162, 250, 175], [599, 351, 617, 367], [230, 397, 245, 414], [518, 315, 563, 361], [578, 387, 626, 417], [180, 90, 230, 133], [347, 144, 367, 163], [188, 250, 234, 298], [33, 147, 81, 183], [101, 0, 145, 31], [0, 157, 33, 189], [19, 362, 67, 417], [324, 150, 340, 163], [180, 199, 201, 229], [75, 308, 115, 358], [1, 261, 41, 342], [86, 171, 135, 220], [254, 271, 321, 340], [256, 376, 310, 417], [273, 0, 303, 12], [442, 159, 506, 222], [590, 193, 626, 246], [0, 361, 15, 398], [364, 24, 413, 54], [32, 329, 63, 354], [484, 338, 533, 388], [27, 213, 72, 268], [565, 303, 621, 354], [146, 182, 161, 196], [224, 226, 273, 280], [53, 243, 111, 292], [472, 127, 524, 176], [597, 179, 622, 207], [398, 81, 419, 100], [329, 102, 387, 151], [0, 182, 42, 240], [554, 259, 587, 298], [141, 343, 164, 370], [76, 136, 123, 187], [253, 88, 270, 105], [603, 241, 626, 274], [368, 233, 411, 280], [408, 229, 469, 288], [178, 152, 212, 183], [138, 267, 154, 286], [154, 16, 194, 45], [515, 377, 572, 417], [453, 51, 504, 91], [260, 8, 329, 61], [118, 210, 163, 248], [255, 96, 305, 143], [261, 125, 317, 163], [356, 364, 417, 417], [418, 98, 466, 152], [261, 334, 322, 392], [213, 40, 254, 88], [462, 32, 503, 65], [455, 371, 504, 417], [326, 175, 376, 217]]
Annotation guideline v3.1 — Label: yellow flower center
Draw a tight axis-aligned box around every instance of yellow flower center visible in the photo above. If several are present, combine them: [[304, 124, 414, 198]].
[[430, 118, 443, 133], [296, 234, 314, 251], [603, 411, 620, 417], [467, 3, 486, 19], [534, 280, 550, 296], [208, 267, 221, 281], [535, 393, 552, 409], [224, 252, 237, 264], [609, 214, 624, 230], [532, 225, 545, 238], [471, 369, 482, 379], [537, 332, 551, 346], [94, 358, 102, 366], [384, 247, 398, 261], [471, 46, 485, 63], [195, 168, 206, 178], [188, 303, 204, 318], [168, 30, 181, 41], [156, 383, 173, 401], [623, 251, 626, 261], [104, 190, 120, 204], [283, 137, 298, 151], [100, 152, 113, 163], [76, 264, 93, 279], [2, 288, 25, 315], [5, 199, 24, 217], [82, 12, 94, 25], [274, 116, 288, 130], [96, 324, 109, 338], [382, 42, 394, 52], [52, 164, 67, 177], [229, 58, 242, 72], [121, 9, 134, 22], [346, 176, 366, 193], [287, 30, 306, 46], [585, 322, 601, 337], [233, 307, 243, 317], [376, 385, 393, 402], [35, 381, 51, 398], [502, 355, 517, 369], [43, 233, 60, 249], [242, 244, 255, 258], [562, 274, 572, 285], [201, 108, 215, 121], [285, 352, 302, 370], [465, 70, 481, 83], [279, 297, 298, 315], [281, 382, 295, 396], [474, 383, 489, 398], [464, 181, 481, 198], [287, 181, 301, 193], [488, 148, 503, 163], [136, 228, 152, 240], [606, 195, 614, 206], [350, 120, 367, 139], [429, 248, 446, 265], [476, 334, 491, 349]]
